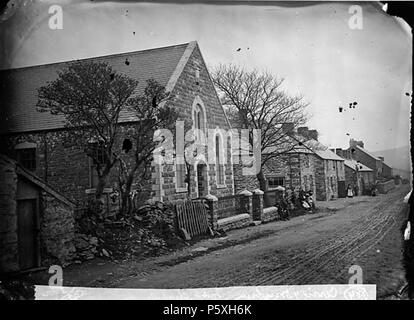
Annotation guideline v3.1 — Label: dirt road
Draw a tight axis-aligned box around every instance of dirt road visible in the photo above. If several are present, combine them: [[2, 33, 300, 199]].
[[108, 185, 409, 297]]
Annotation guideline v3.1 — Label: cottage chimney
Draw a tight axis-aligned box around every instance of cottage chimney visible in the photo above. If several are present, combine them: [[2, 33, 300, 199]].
[[281, 122, 294, 134], [297, 126, 309, 137], [335, 148, 344, 158], [307, 129, 318, 141], [349, 139, 364, 149]]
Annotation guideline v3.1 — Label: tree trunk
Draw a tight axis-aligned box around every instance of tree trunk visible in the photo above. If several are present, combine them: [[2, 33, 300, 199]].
[[90, 172, 109, 217], [120, 169, 136, 216], [257, 169, 271, 206], [256, 169, 267, 192], [95, 175, 107, 200]]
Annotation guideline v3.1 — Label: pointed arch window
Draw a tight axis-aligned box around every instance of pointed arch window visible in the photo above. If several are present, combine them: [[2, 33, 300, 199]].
[[193, 103, 206, 142]]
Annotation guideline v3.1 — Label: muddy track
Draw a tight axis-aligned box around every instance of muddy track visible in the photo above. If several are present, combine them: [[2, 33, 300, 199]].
[[186, 189, 406, 288]]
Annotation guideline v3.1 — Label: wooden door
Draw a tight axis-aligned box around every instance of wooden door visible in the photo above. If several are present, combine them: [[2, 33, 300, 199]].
[[17, 199, 39, 270], [338, 181, 346, 198]]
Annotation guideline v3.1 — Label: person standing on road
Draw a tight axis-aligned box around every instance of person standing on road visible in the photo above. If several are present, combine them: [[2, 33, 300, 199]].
[[347, 184, 354, 198]]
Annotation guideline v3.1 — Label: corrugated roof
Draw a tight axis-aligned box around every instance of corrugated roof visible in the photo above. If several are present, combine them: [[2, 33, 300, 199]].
[[0, 42, 191, 134], [344, 159, 373, 172]]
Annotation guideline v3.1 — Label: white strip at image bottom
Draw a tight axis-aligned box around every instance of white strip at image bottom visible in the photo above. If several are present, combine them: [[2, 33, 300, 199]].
[[35, 284, 376, 300]]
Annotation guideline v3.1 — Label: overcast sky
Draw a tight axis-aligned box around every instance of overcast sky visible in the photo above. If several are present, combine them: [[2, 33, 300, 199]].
[[1, 1, 412, 153]]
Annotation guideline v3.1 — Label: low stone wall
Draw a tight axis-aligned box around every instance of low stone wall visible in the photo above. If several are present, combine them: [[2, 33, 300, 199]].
[[377, 180, 395, 194], [217, 213, 252, 232], [261, 207, 280, 223]]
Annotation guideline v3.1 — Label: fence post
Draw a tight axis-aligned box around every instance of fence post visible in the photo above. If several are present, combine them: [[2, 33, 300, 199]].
[[252, 189, 264, 221], [238, 190, 253, 218], [205, 194, 218, 230]]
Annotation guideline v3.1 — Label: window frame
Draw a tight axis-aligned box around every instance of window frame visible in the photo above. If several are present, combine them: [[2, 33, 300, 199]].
[[16, 147, 37, 172], [268, 176, 285, 189]]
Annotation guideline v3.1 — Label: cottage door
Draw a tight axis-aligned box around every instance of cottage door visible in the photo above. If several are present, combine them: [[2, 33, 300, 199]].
[[338, 181, 346, 198], [17, 199, 39, 270]]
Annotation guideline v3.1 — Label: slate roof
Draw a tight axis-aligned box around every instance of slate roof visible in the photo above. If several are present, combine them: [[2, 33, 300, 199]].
[[0, 42, 191, 134], [262, 134, 313, 155], [262, 136, 344, 161], [344, 159, 373, 172], [354, 145, 381, 161], [303, 139, 344, 161]]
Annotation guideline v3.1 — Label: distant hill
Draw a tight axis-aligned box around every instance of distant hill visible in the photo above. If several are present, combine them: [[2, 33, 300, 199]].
[[371, 145, 412, 179]]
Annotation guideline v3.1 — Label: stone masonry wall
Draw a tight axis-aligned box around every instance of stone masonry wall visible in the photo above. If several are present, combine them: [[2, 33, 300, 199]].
[[162, 45, 234, 201], [0, 156, 18, 272], [351, 148, 382, 180], [345, 166, 358, 190], [314, 157, 327, 201], [40, 191, 76, 267]]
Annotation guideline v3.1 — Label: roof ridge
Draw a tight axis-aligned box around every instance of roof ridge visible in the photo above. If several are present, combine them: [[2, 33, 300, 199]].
[[0, 42, 193, 72]]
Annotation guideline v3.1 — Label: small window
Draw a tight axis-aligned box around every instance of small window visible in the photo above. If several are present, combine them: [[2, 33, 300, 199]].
[[303, 175, 308, 190], [122, 138, 132, 153], [268, 177, 284, 189], [193, 104, 205, 138], [17, 148, 37, 171]]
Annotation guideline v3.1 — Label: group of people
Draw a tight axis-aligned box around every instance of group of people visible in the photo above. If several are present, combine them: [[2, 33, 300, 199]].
[[346, 184, 378, 197], [273, 187, 315, 221], [346, 184, 359, 198]]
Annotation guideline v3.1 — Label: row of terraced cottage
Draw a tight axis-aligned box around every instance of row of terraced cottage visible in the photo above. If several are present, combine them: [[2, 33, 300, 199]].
[[0, 41, 394, 272]]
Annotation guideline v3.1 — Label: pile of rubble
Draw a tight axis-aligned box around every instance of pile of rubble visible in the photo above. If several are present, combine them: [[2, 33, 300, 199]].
[[73, 233, 112, 262]]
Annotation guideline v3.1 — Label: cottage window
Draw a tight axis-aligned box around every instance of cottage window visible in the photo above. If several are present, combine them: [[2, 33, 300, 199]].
[[304, 175, 308, 190], [268, 177, 285, 189], [215, 135, 225, 185], [16, 147, 37, 171]]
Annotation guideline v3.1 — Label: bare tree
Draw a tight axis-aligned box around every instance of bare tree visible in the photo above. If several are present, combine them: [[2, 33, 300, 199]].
[[117, 79, 178, 215], [37, 61, 138, 203], [211, 64, 309, 192]]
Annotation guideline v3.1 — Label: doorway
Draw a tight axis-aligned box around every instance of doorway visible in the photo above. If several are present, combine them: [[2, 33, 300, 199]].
[[17, 199, 39, 270]]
